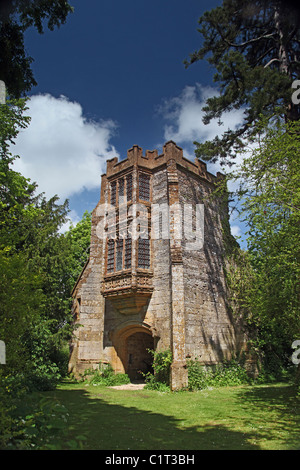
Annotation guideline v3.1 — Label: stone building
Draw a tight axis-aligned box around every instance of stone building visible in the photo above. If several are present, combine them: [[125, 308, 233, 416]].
[[69, 141, 243, 389]]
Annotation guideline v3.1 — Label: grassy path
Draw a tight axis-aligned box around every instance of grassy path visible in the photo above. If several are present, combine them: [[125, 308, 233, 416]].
[[43, 382, 299, 450]]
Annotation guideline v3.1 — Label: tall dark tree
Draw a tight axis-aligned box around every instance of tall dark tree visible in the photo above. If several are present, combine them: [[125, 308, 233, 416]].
[[0, 98, 72, 393], [65, 210, 92, 291], [186, 0, 300, 164], [0, 0, 73, 98]]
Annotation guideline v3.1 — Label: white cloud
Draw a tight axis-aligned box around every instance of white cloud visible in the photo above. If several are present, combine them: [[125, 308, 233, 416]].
[[158, 83, 245, 176], [12, 94, 119, 200], [231, 225, 242, 238], [159, 83, 245, 144], [158, 84, 249, 245], [58, 209, 82, 234]]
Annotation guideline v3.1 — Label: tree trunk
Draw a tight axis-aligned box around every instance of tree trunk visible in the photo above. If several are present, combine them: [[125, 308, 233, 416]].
[[274, 3, 290, 76]]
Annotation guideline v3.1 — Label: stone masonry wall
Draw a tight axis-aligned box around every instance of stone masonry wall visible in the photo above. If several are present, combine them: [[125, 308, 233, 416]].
[[69, 202, 105, 374], [178, 167, 237, 364]]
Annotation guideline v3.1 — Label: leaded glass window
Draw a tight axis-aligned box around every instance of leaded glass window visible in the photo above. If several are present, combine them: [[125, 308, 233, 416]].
[[126, 174, 132, 201], [118, 178, 124, 199], [138, 173, 150, 201], [107, 239, 115, 273], [110, 181, 116, 205], [138, 238, 150, 269], [125, 238, 132, 269], [116, 239, 123, 271]]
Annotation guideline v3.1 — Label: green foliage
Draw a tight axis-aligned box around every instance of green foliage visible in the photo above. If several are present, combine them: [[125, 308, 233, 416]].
[[144, 349, 172, 391], [5, 397, 69, 450], [186, 0, 300, 163], [23, 320, 70, 391], [83, 364, 130, 387], [0, 98, 72, 330], [65, 210, 92, 288], [229, 120, 300, 361], [0, 97, 72, 445], [0, 252, 44, 368], [187, 359, 251, 390], [2, 391, 86, 450], [0, 0, 74, 98]]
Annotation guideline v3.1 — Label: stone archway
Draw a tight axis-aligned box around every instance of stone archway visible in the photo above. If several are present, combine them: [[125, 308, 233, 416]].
[[126, 331, 154, 381], [111, 323, 155, 381]]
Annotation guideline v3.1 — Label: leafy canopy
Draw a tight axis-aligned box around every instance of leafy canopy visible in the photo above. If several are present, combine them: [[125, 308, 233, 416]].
[[65, 210, 91, 290], [0, 0, 73, 98], [0, 98, 71, 392], [227, 119, 300, 362]]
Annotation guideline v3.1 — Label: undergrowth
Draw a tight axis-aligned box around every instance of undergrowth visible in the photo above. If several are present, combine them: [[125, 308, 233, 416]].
[[187, 358, 251, 390], [81, 364, 130, 387], [143, 349, 172, 391]]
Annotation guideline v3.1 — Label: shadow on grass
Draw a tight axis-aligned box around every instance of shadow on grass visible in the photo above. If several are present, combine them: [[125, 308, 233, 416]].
[[236, 384, 300, 450], [50, 388, 261, 450]]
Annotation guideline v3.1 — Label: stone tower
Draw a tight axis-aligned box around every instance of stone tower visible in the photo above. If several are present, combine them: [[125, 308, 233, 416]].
[[69, 141, 243, 389]]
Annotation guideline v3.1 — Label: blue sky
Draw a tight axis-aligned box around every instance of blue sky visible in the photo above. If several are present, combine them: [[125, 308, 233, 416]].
[[12, 0, 246, 244]]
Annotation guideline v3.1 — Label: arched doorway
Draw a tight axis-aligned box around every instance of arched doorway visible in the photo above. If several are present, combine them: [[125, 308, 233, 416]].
[[112, 323, 155, 381], [126, 331, 154, 381]]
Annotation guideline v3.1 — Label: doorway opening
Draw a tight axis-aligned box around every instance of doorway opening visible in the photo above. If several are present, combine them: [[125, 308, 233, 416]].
[[126, 331, 154, 381], [112, 324, 155, 382]]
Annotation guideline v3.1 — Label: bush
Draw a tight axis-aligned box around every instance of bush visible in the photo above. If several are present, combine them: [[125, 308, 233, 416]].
[[86, 364, 130, 387], [186, 360, 211, 391], [187, 359, 251, 390], [23, 321, 66, 391], [254, 351, 295, 384], [144, 349, 172, 391]]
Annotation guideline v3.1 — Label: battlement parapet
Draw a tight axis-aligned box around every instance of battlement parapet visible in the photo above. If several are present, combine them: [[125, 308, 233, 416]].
[[104, 140, 223, 183]]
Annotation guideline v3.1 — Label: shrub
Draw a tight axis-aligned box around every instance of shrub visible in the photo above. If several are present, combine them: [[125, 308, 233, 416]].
[[144, 349, 172, 391], [22, 320, 70, 391], [187, 358, 251, 390], [254, 351, 295, 384], [87, 364, 130, 386], [186, 360, 211, 391]]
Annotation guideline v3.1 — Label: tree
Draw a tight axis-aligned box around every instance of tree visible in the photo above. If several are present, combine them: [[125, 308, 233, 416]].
[[0, 0, 73, 98], [0, 97, 72, 384], [186, 0, 300, 164], [0, 97, 37, 251], [0, 251, 45, 373], [65, 210, 92, 290], [228, 119, 300, 369], [0, 98, 71, 320]]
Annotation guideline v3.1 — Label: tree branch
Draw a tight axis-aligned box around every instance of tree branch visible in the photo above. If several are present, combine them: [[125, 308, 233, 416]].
[[225, 33, 277, 49], [264, 57, 280, 68]]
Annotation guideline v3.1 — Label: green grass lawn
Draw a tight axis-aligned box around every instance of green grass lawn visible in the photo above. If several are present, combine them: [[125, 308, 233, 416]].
[[37, 381, 300, 451]]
